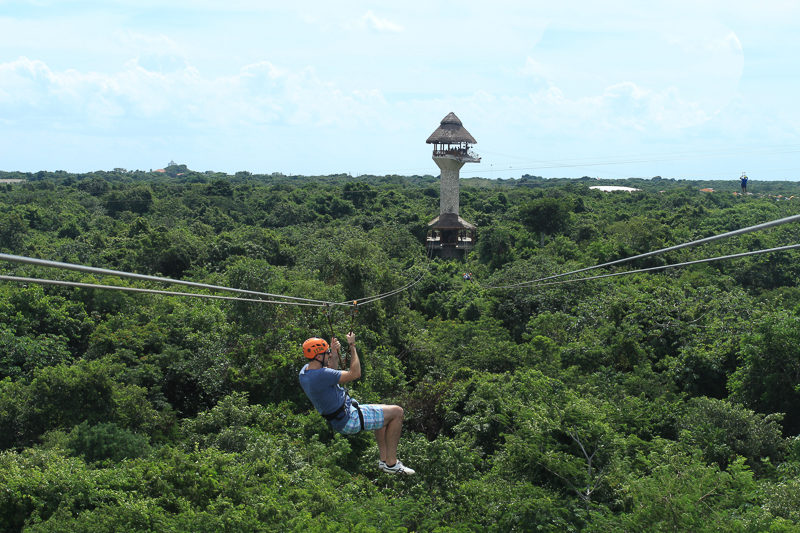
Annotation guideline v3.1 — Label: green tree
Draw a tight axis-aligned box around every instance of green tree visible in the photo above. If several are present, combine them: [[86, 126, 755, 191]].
[[66, 421, 151, 463], [678, 396, 786, 473], [521, 197, 570, 245], [0, 211, 27, 250], [729, 309, 800, 433]]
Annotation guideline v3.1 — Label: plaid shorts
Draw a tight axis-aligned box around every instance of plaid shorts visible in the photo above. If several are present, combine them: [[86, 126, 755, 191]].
[[339, 403, 385, 435]]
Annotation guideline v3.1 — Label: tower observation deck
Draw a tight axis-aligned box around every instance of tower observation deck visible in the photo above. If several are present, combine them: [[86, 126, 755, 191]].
[[425, 112, 480, 259]]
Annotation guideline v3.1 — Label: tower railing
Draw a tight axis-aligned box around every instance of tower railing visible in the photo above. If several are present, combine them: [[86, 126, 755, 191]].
[[432, 148, 481, 162], [432, 148, 470, 157]]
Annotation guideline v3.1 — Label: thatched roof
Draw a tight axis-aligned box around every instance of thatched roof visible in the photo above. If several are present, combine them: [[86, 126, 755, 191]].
[[427, 213, 476, 230], [426, 112, 477, 144]]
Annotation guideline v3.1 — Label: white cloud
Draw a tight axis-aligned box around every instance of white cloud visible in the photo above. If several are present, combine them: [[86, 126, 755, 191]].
[[721, 31, 743, 53], [665, 24, 743, 56], [118, 31, 190, 73], [0, 55, 391, 134], [519, 57, 549, 79], [599, 82, 709, 131], [353, 10, 403, 32], [470, 80, 709, 143]]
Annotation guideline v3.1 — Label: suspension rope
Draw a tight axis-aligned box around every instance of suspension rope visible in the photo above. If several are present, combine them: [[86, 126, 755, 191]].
[[0, 275, 326, 306], [0, 252, 339, 306], [486, 214, 800, 290], [349, 301, 358, 332], [324, 303, 336, 338], [348, 269, 429, 306], [504, 244, 800, 289]]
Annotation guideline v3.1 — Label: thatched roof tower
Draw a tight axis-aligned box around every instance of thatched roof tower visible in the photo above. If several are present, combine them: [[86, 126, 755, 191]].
[[425, 112, 480, 259], [426, 112, 477, 145]]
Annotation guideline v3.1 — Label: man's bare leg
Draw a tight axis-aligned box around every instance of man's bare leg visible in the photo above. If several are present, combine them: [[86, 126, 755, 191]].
[[375, 426, 387, 463], [374, 405, 404, 466]]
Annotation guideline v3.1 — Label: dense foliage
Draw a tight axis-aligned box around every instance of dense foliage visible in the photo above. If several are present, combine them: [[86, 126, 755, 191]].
[[2, 168, 800, 531]]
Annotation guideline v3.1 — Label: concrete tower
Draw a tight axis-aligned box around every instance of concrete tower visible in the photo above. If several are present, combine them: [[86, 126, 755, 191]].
[[425, 112, 480, 259]]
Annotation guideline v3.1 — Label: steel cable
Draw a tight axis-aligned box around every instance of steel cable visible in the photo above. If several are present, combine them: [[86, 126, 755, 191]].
[[0, 275, 326, 306], [516, 244, 800, 289], [337, 242, 435, 306], [0, 252, 336, 305], [486, 214, 800, 290]]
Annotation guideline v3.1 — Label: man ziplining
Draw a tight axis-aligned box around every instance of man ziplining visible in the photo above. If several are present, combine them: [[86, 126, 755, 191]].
[[298, 332, 415, 475]]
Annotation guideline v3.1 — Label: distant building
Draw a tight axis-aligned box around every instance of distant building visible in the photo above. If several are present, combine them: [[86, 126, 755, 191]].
[[589, 186, 641, 192], [425, 112, 480, 259]]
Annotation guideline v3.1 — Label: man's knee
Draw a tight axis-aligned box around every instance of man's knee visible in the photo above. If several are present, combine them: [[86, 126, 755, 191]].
[[384, 404, 404, 421]]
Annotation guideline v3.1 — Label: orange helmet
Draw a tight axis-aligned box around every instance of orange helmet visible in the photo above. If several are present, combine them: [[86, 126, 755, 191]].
[[303, 337, 329, 359]]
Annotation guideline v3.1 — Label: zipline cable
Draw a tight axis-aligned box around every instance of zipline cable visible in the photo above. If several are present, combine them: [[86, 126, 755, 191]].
[[335, 238, 436, 307], [517, 244, 800, 289], [0, 244, 434, 310], [349, 269, 429, 306], [340, 245, 435, 306], [7, 213, 795, 307], [487, 214, 800, 290], [1, 243, 798, 310], [0, 252, 341, 306], [0, 275, 326, 306]]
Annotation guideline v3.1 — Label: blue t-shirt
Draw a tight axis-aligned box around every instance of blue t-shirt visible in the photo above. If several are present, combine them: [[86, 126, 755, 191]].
[[299, 365, 350, 430]]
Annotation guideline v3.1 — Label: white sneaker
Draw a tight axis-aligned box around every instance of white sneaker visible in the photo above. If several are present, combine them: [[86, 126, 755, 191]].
[[380, 460, 415, 475], [378, 460, 386, 470]]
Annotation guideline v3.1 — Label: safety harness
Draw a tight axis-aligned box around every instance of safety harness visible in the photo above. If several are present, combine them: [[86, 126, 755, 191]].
[[321, 394, 365, 432]]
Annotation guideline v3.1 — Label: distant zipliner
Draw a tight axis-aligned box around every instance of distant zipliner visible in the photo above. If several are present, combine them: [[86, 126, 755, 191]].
[[740, 172, 749, 194]]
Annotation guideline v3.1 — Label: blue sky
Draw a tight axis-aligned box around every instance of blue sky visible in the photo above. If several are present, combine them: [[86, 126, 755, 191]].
[[1, 1, 799, 180]]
